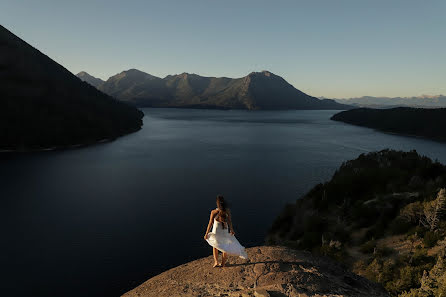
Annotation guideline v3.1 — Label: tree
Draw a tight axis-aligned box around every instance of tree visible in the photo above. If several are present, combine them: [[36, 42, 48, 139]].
[[400, 202, 424, 224], [420, 189, 446, 232]]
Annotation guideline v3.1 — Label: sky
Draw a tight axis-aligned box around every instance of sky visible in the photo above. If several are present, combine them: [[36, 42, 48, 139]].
[[1, 0, 445, 98]]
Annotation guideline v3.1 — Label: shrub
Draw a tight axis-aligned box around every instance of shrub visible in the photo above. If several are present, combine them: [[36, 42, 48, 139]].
[[399, 289, 430, 297], [333, 225, 351, 243], [319, 243, 348, 263], [386, 265, 420, 295], [407, 225, 427, 238], [363, 258, 382, 283], [410, 248, 433, 266], [304, 215, 327, 233], [299, 231, 322, 250], [400, 202, 424, 224], [351, 204, 381, 228], [389, 217, 413, 235], [375, 246, 394, 258], [360, 239, 377, 254], [423, 231, 441, 248], [364, 221, 388, 240]]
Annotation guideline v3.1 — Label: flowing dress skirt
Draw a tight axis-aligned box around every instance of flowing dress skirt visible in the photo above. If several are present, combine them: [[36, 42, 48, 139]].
[[205, 219, 248, 259]]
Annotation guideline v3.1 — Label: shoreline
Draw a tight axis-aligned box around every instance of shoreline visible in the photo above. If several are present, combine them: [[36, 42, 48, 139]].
[[0, 138, 115, 153], [0, 127, 142, 154], [136, 105, 350, 111], [331, 118, 446, 144]]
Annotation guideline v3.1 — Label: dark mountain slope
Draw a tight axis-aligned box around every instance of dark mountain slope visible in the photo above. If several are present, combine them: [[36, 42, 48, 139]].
[[76, 71, 104, 87], [0, 25, 143, 151], [94, 69, 352, 110]]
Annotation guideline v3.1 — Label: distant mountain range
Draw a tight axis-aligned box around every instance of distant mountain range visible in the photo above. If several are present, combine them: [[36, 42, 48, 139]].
[[332, 95, 446, 108], [77, 70, 352, 110], [0, 25, 143, 151]]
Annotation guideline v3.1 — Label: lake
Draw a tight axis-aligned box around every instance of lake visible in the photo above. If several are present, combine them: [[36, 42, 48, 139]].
[[1, 108, 445, 297]]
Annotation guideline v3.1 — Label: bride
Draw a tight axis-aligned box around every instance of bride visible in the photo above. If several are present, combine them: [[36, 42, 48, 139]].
[[203, 195, 248, 267]]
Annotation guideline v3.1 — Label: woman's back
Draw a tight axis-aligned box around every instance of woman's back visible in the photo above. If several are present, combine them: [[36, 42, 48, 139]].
[[214, 208, 228, 228]]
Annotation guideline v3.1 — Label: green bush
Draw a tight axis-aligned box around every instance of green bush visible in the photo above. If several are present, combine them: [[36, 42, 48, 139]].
[[386, 265, 420, 295], [319, 244, 348, 263], [375, 246, 394, 258], [399, 255, 446, 297], [423, 231, 441, 248], [333, 225, 351, 243], [351, 204, 381, 228], [400, 290, 430, 297], [407, 226, 427, 238], [360, 239, 377, 254], [364, 221, 388, 240], [299, 231, 322, 250], [304, 215, 327, 233], [389, 217, 413, 235], [410, 248, 433, 266]]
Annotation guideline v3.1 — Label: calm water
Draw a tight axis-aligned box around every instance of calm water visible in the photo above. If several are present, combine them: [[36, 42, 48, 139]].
[[1, 108, 446, 297]]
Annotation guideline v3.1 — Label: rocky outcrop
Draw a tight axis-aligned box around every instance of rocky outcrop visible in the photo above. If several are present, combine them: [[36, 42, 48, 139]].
[[122, 246, 388, 297]]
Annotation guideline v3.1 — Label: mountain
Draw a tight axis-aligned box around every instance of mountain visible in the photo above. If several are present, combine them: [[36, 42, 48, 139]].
[[123, 246, 388, 297], [98, 69, 169, 104], [91, 69, 352, 110], [76, 71, 104, 87], [331, 107, 446, 142], [0, 25, 143, 151], [334, 95, 446, 109], [267, 149, 446, 296]]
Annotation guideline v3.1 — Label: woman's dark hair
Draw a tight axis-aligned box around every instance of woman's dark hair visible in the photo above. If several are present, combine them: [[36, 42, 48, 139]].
[[216, 195, 228, 229]]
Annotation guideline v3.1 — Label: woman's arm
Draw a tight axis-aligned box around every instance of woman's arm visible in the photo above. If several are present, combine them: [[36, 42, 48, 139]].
[[204, 210, 216, 240], [228, 209, 235, 235]]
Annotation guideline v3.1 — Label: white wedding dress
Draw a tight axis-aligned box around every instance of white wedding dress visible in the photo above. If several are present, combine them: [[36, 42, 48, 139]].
[[205, 215, 248, 260]]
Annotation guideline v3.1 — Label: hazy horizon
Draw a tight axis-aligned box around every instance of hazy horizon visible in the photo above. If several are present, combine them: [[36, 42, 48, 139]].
[[1, 0, 445, 98]]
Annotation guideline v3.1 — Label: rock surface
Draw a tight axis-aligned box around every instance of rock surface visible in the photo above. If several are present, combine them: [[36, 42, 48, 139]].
[[122, 246, 388, 297]]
